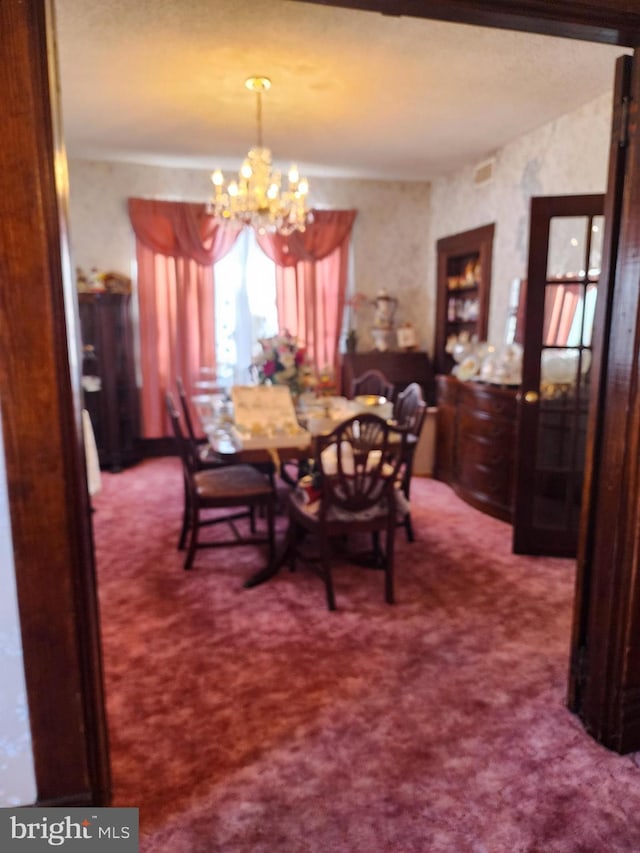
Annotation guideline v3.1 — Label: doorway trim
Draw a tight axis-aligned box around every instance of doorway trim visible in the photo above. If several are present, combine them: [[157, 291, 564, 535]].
[[4, 0, 640, 807]]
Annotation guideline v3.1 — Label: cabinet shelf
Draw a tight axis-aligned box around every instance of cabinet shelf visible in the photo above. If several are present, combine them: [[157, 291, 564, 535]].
[[436, 224, 494, 376], [447, 283, 480, 295]]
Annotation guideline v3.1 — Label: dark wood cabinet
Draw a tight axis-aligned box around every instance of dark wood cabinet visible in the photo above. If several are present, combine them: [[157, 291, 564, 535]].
[[342, 350, 435, 404], [78, 292, 140, 472], [435, 224, 494, 375], [435, 375, 517, 522]]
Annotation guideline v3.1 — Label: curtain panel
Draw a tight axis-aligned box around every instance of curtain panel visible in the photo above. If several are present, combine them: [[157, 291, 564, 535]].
[[257, 209, 357, 381], [128, 198, 241, 437]]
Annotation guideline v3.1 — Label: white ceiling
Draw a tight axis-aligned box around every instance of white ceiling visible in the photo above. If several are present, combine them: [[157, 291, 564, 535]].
[[54, 0, 626, 181]]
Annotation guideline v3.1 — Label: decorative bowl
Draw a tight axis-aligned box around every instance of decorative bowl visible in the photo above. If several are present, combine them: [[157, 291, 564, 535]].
[[355, 395, 388, 407]]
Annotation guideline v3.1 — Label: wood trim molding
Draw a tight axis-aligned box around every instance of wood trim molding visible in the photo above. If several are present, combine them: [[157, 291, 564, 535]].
[[0, 0, 110, 804], [569, 51, 640, 754], [296, 0, 640, 46]]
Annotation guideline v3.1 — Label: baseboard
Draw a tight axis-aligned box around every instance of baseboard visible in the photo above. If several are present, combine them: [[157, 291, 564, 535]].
[[135, 437, 178, 458]]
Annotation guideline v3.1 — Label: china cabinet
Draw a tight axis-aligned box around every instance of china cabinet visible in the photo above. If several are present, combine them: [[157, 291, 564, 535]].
[[435, 195, 604, 556], [435, 224, 494, 375], [78, 292, 140, 472]]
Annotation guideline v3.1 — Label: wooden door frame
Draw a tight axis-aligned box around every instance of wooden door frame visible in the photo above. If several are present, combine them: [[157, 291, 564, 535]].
[[1, 0, 110, 804], [569, 54, 640, 753], [3, 0, 640, 807], [297, 0, 640, 46]]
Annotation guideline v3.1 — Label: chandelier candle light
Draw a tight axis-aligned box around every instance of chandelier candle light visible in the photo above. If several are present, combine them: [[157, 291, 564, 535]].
[[209, 77, 311, 236]]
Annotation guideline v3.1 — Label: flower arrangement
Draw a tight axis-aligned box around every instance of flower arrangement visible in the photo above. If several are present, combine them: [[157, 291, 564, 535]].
[[253, 331, 313, 396], [345, 291, 369, 325]]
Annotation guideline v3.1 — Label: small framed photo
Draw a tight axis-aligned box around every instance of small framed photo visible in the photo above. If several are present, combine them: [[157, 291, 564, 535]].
[[397, 323, 417, 350]]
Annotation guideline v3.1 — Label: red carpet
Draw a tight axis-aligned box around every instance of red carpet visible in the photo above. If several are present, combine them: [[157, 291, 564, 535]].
[[92, 457, 640, 852]]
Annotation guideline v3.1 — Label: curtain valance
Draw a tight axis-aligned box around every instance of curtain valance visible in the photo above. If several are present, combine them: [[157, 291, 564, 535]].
[[256, 209, 357, 266], [128, 199, 356, 267], [127, 198, 241, 266]]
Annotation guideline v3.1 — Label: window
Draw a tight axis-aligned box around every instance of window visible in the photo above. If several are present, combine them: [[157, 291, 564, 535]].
[[214, 228, 278, 385]]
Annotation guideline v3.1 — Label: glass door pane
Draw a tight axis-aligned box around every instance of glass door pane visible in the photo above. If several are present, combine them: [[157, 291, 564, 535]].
[[547, 216, 589, 279]]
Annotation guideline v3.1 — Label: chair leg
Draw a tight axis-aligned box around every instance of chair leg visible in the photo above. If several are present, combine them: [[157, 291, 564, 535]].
[[249, 506, 256, 533], [371, 531, 384, 567], [178, 475, 190, 550], [384, 525, 395, 605], [288, 521, 300, 573], [404, 512, 415, 543], [266, 497, 275, 566], [320, 537, 336, 611], [184, 500, 200, 570]]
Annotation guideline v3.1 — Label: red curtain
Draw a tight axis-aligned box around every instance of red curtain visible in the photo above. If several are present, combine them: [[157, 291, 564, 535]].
[[257, 209, 357, 380], [128, 198, 241, 437], [542, 282, 585, 346]]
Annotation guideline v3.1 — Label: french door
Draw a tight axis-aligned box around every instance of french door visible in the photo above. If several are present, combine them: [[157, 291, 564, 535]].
[[513, 194, 604, 557]]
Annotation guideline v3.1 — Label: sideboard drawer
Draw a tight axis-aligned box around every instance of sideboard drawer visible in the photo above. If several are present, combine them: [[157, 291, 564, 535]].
[[458, 431, 515, 471], [457, 455, 513, 505], [459, 381, 518, 419], [458, 407, 516, 444], [435, 375, 518, 522]]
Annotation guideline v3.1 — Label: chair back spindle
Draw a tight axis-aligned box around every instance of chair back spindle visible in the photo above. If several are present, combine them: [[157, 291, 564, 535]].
[[350, 369, 394, 401]]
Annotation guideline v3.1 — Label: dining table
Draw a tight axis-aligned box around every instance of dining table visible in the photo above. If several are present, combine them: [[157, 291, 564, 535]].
[[193, 386, 396, 588]]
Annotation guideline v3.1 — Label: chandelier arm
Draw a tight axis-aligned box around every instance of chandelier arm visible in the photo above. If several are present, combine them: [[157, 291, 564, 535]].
[[256, 91, 263, 149]]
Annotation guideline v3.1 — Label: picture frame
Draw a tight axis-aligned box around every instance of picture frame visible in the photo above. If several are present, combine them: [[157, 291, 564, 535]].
[[397, 323, 417, 350]]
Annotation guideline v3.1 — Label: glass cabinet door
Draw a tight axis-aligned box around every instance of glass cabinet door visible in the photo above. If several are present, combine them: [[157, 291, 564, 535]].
[[513, 196, 604, 556]]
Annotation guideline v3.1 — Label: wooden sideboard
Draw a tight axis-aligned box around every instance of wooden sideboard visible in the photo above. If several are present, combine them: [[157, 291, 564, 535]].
[[341, 351, 435, 404], [435, 374, 518, 522]]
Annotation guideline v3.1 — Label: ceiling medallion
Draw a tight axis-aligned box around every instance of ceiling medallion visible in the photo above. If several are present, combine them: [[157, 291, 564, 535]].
[[208, 76, 311, 236]]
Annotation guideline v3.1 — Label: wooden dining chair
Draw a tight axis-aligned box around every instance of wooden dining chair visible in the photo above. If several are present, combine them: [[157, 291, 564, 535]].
[[166, 392, 276, 572], [287, 413, 407, 610], [176, 376, 226, 468], [350, 368, 394, 401], [174, 377, 235, 549], [393, 383, 428, 542]]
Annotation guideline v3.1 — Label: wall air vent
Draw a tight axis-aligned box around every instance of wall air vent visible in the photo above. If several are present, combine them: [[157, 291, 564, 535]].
[[473, 157, 495, 188]]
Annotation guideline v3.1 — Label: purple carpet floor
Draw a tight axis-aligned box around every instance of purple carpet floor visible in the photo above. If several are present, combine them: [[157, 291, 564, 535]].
[[92, 457, 640, 852]]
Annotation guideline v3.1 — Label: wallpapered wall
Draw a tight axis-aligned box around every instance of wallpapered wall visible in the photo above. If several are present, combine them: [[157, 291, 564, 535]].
[[66, 165, 431, 354], [67, 90, 612, 364], [0, 408, 36, 807], [428, 91, 613, 346]]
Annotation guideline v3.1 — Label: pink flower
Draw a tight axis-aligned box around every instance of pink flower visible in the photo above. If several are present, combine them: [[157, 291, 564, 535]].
[[345, 291, 369, 313], [252, 331, 310, 394]]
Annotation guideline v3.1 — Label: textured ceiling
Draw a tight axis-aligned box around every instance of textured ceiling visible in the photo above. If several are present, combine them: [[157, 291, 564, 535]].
[[54, 0, 626, 181]]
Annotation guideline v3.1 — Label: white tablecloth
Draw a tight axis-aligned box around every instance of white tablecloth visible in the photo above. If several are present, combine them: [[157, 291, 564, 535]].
[[82, 409, 102, 496]]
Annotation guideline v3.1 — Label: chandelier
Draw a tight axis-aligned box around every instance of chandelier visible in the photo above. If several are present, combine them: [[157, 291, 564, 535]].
[[209, 77, 311, 236]]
